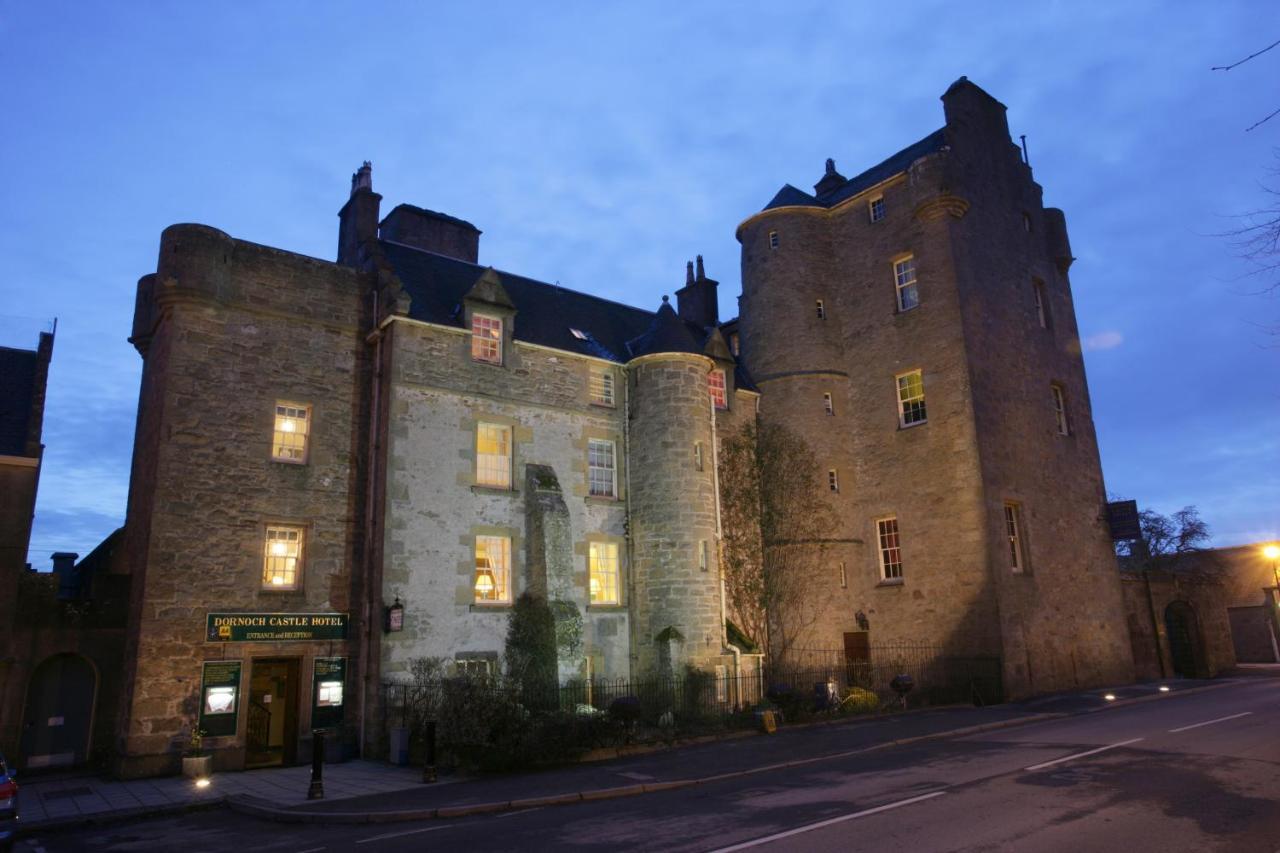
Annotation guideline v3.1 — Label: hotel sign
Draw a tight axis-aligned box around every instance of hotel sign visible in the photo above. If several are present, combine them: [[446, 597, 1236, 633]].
[[206, 612, 348, 643]]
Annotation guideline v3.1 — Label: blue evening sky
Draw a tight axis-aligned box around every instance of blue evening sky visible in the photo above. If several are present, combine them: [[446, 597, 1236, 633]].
[[1, 2, 1276, 569]]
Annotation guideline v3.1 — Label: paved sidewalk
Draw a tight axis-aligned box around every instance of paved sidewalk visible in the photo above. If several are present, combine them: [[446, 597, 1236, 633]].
[[19, 676, 1233, 832]]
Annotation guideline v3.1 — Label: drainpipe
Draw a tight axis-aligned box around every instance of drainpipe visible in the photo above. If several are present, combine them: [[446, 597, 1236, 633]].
[[622, 365, 635, 676], [359, 289, 384, 757]]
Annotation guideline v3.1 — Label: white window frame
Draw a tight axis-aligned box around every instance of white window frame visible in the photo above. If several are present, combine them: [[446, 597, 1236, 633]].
[[1033, 279, 1049, 329], [476, 422, 512, 489], [894, 256, 919, 312], [839, 561, 848, 589], [816, 299, 826, 320], [896, 370, 927, 427], [271, 402, 310, 464], [589, 366, 615, 407], [698, 540, 709, 572], [1004, 503, 1026, 573], [587, 438, 617, 498], [823, 392, 834, 416], [589, 541, 620, 605], [869, 196, 886, 223], [876, 517, 903, 581], [471, 313, 503, 364], [769, 230, 779, 249], [263, 525, 304, 590], [708, 369, 728, 410], [828, 469, 839, 492], [1051, 384, 1069, 436], [474, 534, 512, 604]]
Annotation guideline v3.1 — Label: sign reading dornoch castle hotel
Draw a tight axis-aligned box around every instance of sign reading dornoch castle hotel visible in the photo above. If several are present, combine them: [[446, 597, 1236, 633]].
[[63, 76, 1134, 778]]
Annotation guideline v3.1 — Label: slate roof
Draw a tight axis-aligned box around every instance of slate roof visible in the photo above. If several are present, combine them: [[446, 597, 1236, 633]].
[[0, 345, 38, 457], [381, 241, 738, 367], [761, 128, 948, 212]]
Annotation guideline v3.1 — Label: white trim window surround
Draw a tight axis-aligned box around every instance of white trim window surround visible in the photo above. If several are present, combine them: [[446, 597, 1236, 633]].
[[816, 299, 826, 320], [877, 517, 903, 581], [708, 369, 728, 410], [589, 367, 615, 407], [869, 196, 886, 223], [272, 403, 310, 463], [823, 392, 834, 416], [894, 256, 919, 311], [1005, 502, 1026, 572], [896, 371, 927, 427], [1033, 279, 1050, 329], [589, 541, 620, 605], [471, 313, 503, 364], [263, 525, 303, 590], [828, 469, 840, 492], [588, 438, 617, 498], [1051, 384, 1069, 436], [476, 422, 512, 488], [474, 535, 512, 603], [769, 230, 779, 249]]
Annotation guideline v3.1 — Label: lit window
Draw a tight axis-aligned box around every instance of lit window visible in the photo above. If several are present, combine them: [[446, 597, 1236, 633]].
[[589, 367, 615, 407], [769, 230, 779, 249], [474, 535, 511, 603], [263, 526, 303, 590], [589, 541, 620, 605], [456, 657, 496, 678], [476, 423, 512, 488], [839, 561, 848, 589], [816, 299, 826, 320], [694, 442, 704, 471], [588, 439, 617, 498], [828, 469, 839, 492], [897, 371, 927, 427], [698, 540, 710, 572], [708, 369, 728, 410], [823, 392, 834, 416], [1051, 385, 1069, 436], [894, 257, 919, 312], [877, 517, 903, 581], [1005, 503, 1026, 572], [869, 197, 886, 223], [1033, 279, 1050, 329], [272, 403, 310, 463], [471, 314, 503, 364]]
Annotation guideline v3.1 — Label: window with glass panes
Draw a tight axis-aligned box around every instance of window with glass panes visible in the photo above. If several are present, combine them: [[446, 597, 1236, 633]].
[[589, 367, 615, 407], [588, 439, 616, 498], [1033, 279, 1050, 329], [869, 196, 886, 222], [1004, 503, 1026, 572], [897, 371, 927, 426], [708, 369, 727, 409], [272, 403, 310, 462], [471, 314, 502, 363], [476, 423, 512, 488], [474, 535, 511, 603], [589, 541, 620, 605], [263, 526, 303, 589], [1051, 385, 1069, 435], [877, 517, 903, 580], [894, 256, 918, 311]]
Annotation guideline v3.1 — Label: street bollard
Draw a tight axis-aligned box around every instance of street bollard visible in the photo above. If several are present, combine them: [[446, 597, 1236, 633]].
[[308, 730, 325, 800], [423, 720, 437, 783]]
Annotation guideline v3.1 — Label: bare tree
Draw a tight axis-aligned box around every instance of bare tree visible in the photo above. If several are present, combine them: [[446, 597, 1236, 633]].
[[718, 420, 836, 662], [1115, 504, 1214, 572]]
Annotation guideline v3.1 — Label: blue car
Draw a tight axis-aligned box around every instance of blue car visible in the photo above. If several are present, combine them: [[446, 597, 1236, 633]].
[[0, 750, 16, 852]]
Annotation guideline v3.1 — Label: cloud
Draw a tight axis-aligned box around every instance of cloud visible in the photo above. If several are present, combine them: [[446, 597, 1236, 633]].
[[1083, 330, 1124, 352]]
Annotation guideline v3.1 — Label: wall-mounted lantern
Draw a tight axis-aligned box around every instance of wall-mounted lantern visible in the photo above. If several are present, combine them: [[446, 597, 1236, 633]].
[[855, 610, 870, 631], [385, 597, 404, 633]]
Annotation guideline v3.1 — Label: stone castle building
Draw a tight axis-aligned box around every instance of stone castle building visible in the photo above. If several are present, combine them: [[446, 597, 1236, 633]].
[[87, 77, 1133, 776]]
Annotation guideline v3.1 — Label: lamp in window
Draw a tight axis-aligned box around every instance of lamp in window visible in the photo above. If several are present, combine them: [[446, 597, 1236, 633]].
[[385, 596, 404, 633], [475, 568, 496, 599], [279, 417, 297, 434]]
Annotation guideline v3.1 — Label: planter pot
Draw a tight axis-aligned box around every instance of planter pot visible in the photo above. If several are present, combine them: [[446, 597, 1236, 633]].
[[182, 755, 213, 779]]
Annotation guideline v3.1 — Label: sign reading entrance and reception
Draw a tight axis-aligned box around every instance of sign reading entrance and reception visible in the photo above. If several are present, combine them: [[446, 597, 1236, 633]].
[[205, 612, 348, 643], [311, 656, 347, 730], [199, 660, 242, 737]]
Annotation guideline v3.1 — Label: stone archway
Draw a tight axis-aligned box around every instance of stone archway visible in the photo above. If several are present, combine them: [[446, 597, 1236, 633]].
[[1164, 601, 1204, 679], [20, 653, 97, 769]]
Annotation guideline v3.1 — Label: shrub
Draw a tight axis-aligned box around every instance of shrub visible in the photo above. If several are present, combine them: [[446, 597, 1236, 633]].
[[840, 686, 880, 714], [505, 593, 559, 711], [609, 695, 643, 724], [767, 682, 803, 721]]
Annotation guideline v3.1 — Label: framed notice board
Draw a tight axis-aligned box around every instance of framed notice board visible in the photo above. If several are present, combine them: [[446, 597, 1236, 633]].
[[311, 657, 346, 730], [198, 660, 242, 738]]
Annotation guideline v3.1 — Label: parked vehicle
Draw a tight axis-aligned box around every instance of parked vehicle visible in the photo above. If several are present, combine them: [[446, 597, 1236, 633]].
[[0, 750, 17, 852]]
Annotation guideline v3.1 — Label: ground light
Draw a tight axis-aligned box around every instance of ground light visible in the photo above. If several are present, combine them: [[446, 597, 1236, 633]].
[[1104, 693, 1117, 701], [1159, 686, 1171, 692], [194, 778, 211, 789]]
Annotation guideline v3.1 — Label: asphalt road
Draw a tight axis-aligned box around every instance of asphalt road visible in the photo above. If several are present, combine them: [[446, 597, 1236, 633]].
[[25, 679, 1280, 852]]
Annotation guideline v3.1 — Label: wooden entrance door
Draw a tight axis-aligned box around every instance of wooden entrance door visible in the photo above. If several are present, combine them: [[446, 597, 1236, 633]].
[[20, 654, 96, 769], [246, 659, 299, 768]]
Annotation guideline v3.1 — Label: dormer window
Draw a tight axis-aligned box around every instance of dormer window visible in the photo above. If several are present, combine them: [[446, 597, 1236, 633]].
[[471, 314, 503, 364], [708, 369, 728, 410]]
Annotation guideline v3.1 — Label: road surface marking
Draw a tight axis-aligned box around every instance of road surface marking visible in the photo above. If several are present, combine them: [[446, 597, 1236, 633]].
[[356, 824, 453, 844], [1024, 738, 1144, 771], [497, 807, 544, 818], [706, 790, 947, 852], [295, 848, 326, 853], [1168, 711, 1253, 733]]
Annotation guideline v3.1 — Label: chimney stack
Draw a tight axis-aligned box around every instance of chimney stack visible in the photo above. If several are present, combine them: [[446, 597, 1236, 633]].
[[675, 256, 719, 330], [337, 160, 382, 267]]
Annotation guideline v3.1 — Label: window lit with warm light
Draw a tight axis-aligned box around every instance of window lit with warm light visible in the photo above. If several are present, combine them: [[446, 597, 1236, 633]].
[[589, 541, 619, 605], [897, 371, 927, 427], [476, 423, 512, 488], [471, 314, 503, 364], [708, 369, 727, 410], [272, 403, 310, 462], [474, 535, 511, 603], [263, 526, 302, 589]]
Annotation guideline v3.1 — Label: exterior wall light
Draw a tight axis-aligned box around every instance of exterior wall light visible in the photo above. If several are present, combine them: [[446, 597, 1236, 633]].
[[385, 597, 404, 633], [855, 611, 870, 631]]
